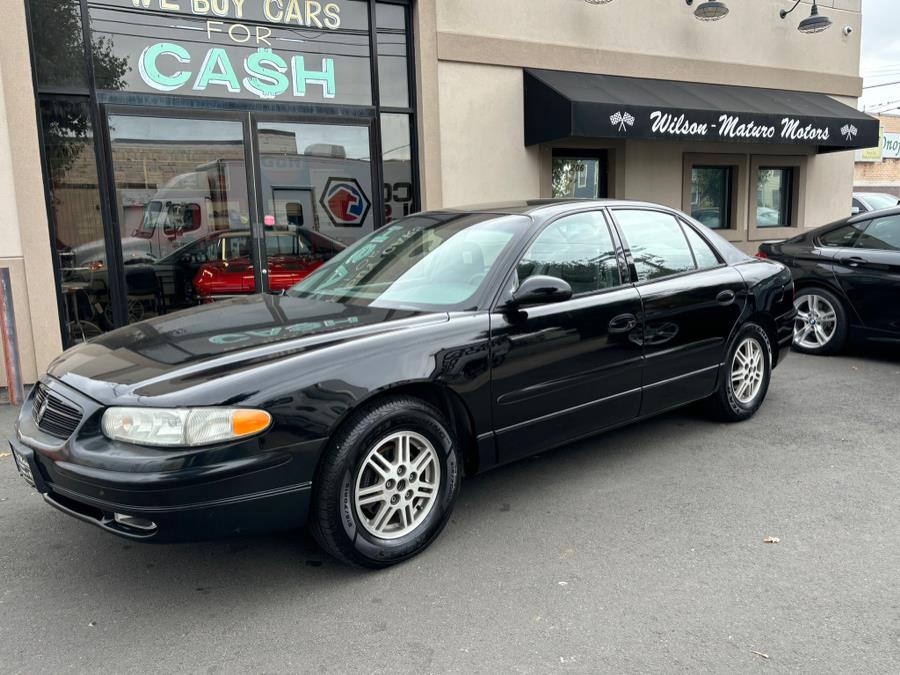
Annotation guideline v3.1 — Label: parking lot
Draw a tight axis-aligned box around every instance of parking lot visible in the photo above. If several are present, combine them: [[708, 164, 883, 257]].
[[1, 350, 899, 674]]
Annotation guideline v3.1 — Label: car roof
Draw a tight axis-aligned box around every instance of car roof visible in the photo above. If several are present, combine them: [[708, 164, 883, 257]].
[[433, 198, 682, 218], [848, 204, 900, 224]]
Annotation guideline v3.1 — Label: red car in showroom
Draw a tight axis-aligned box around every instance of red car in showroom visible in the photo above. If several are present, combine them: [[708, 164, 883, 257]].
[[192, 228, 344, 301]]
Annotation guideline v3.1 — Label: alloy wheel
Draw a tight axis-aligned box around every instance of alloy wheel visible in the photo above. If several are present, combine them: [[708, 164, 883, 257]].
[[354, 431, 441, 540], [731, 337, 764, 404], [793, 294, 837, 349]]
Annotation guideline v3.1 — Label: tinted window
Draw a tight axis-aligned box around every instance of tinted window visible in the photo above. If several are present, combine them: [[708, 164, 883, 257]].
[[615, 210, 696, 281], [819, 222, 867, 248], [681, 223, 720, 269], [691, 166, 732, 230], [757, 168, 794, 227], [516, 212, 620, 295], [852, 198, 865, 211], [855, 215, 900, 251]]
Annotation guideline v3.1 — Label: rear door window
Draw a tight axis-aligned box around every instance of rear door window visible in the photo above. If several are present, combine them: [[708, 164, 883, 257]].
[[855, 215, 900, 251], [613, 209, 696, 282], [680, 222, 721, 269], [819, 222, 868, 248]]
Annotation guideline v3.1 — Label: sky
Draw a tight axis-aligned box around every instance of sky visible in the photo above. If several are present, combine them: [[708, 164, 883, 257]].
[[859, 0, 900, 113]]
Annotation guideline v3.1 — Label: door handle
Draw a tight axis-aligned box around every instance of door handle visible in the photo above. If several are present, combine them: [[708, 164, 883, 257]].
[[839, 256, 866, 267], [608, 313, 637, 334], [716, 290, 736, 306]]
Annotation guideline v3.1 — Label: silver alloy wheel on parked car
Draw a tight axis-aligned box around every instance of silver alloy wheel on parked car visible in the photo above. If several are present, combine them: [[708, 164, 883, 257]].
[[354, 431, 441, 540], [731, 337, 765, 404], [793, 293, 837, 350]]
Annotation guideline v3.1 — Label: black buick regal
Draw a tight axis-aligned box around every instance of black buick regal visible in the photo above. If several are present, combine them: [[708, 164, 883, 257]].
[[11, 200, 794, 567]]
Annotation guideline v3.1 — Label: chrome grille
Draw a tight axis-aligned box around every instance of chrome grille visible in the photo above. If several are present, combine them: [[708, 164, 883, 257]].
[[32, 384, 83, 440]]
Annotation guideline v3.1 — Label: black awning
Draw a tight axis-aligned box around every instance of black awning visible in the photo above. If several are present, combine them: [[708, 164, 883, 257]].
[[524, 69, 878, 153]]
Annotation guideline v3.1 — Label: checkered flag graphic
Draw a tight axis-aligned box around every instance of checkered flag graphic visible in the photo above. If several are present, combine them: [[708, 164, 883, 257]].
[[610, 111, 635, 132]]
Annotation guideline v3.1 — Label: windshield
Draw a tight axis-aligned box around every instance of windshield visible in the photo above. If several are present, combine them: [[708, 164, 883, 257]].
[[864, 194, 900, 210], [287, 212, 528, 310]]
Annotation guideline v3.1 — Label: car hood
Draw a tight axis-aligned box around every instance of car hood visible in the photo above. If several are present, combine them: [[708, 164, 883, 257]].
[[47, 294, 447, 401]]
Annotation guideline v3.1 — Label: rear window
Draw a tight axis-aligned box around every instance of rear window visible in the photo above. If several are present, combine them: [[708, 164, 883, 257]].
[[819, 222, 867, 248]]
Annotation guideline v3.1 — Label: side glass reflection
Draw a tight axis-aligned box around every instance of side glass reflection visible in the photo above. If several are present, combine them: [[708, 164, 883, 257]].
[[255, 122, 372, 294], [40, 97, 110, 344], [107, 115, 251, 319]]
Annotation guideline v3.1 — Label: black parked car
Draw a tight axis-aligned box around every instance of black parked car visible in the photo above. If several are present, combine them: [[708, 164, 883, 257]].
[[11, 200, 794, 567], [758, 207, 900, 355]]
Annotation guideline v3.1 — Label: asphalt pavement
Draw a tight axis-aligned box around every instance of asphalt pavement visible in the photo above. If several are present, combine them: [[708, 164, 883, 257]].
[[1, 350, 899, 674]]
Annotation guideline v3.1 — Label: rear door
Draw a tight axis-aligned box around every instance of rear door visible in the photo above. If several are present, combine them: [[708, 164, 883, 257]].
[[490, 210, 644, 464], [609, 208, 746, 416], [830, 213, 900, 336]]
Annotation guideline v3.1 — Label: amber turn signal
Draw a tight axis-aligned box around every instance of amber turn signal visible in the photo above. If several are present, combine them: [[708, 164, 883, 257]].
[[232, 409, 272, 437]]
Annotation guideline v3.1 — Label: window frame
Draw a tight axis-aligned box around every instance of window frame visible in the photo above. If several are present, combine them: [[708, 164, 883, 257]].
[[682, 153, 747, 243], [749, 155, 806, 241], [688, 166, 733, 230]]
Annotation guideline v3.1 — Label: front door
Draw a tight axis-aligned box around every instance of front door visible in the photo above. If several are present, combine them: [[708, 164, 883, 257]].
[[490, 210, 643, 465], [831, 212, 900, 336], [609, 208, 746, 416]]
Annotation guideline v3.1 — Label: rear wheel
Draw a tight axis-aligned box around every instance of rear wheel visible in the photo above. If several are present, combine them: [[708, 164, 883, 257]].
[[792, 288, 848, 355], [708, 323, 772, 422], [310, 396, 461, 568]]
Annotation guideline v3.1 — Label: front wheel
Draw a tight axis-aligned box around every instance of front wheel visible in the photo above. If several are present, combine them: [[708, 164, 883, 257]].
[[310, 396, 461, 568], [708, 323, 772, 422]]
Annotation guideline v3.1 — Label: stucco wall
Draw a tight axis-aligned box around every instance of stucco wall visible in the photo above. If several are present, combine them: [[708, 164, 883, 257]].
[[0, 0, 62, 387], [434, 0, 862, 96], [437, 62, 541, 207]]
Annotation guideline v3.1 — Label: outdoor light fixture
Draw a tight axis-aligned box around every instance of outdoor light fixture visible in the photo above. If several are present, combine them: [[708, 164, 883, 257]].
[[687, 0, 730, 22], [780, 0, 833, 33], [583, 0, 830, 35]]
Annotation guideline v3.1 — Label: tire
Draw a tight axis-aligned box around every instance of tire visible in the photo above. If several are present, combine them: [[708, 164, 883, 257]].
[[310, 396, 461, 568], [709, 323, 772, 422], [792, 288, 848, 356]]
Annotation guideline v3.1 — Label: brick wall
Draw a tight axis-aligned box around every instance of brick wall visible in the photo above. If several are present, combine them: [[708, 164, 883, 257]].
[[854, 114, 900, 195]]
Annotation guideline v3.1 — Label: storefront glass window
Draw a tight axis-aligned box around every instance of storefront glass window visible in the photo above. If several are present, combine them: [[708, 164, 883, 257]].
[[376, 3, 410, 108], [381, 113, 414, 223], [40, 97, 110, 343], [28, 0, 90, 90], [690, 166, 732, 230], [107, 115, 251, 318], [258, 122, 374, 248], [552, 156, 605, 198], [757, 168, 794, 227]]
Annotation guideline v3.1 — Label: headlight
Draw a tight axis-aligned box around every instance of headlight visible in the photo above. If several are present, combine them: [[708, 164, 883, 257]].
[[101, 407, 271, 447]]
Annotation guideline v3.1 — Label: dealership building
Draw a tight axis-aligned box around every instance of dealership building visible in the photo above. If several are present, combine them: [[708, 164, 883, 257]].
[[0, 0, 878, 385]]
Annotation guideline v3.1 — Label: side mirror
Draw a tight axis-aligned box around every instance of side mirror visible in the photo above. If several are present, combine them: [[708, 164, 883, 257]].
[[508, 275, 572, 308], [851, 206, 861, 216]]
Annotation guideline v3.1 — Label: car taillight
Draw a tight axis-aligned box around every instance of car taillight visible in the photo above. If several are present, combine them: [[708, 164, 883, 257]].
[[755, 250, 768, 259]]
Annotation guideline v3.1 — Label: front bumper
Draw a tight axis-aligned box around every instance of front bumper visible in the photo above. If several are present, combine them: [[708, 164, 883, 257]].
[[11, 379, 321, 543]]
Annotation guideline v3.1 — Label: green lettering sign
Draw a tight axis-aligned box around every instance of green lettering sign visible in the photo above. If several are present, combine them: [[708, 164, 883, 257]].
[[138, 42, 192, 92]]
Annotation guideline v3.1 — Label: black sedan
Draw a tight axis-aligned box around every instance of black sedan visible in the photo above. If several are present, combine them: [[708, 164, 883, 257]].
[[758, 207, 900, 355], [11, 200, 794, 567]]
